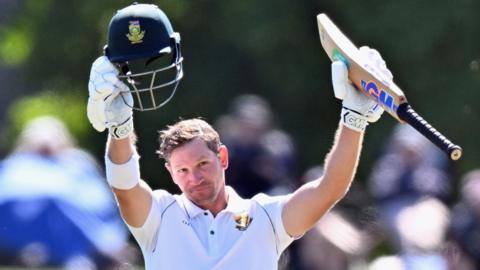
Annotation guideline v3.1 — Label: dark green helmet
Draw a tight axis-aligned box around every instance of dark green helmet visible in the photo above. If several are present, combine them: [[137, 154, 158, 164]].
[[104, 3, 183, 111]]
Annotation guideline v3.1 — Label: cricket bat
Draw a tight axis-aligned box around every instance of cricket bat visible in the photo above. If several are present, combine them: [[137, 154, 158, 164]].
[[317, 13, 462, 161]]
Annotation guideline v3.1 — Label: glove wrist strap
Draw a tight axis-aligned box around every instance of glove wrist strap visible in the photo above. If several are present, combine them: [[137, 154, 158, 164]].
[[341, 107, 368, 133], [109, 117, 134, 140]]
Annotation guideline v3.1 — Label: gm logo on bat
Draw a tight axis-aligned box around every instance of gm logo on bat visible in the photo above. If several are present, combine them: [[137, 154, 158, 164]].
[[360, 80, 399, 112]]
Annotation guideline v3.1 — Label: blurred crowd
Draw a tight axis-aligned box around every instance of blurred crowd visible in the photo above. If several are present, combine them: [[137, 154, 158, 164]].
[[0, 116, 134, 269], [214, 94, 479, 270], [0, 95, 477, 270]]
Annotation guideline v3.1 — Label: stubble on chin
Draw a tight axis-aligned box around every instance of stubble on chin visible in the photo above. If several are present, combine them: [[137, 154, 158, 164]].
[[188, 184, 218, 206]]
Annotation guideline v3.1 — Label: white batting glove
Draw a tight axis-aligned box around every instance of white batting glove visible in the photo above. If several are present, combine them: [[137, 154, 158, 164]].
[[87, 56, 134, 139], [332, 47, 391, 132], [359, 46, 393, 81]]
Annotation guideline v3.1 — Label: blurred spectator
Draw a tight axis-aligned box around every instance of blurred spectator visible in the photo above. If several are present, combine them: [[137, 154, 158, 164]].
[[214, 94, 298, 197], [367, 124, 453, 270], [447, 169, 480, 270], [294, 165, 375, 270], [0, 116, 131, 269]]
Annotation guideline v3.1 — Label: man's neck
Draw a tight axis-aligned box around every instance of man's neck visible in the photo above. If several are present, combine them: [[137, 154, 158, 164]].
[[204, 189, 229, 217]]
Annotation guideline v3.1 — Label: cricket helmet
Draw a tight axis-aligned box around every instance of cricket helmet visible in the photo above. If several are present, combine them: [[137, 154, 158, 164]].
[[104, 3, 183, 111]]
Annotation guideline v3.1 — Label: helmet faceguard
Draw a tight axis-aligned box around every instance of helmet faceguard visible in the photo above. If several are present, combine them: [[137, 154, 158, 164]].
[[104, 3, 183, 111]]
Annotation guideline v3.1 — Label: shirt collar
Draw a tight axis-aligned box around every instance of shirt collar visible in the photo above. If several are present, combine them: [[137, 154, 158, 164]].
[[179, 186, 250, 218], [224, 186, 250, 213], [179, 193, 205, 219]]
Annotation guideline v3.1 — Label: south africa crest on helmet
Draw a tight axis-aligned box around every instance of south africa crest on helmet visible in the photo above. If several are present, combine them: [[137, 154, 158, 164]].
[[126, 20, 145, 44], [105, 3, 183, 111]]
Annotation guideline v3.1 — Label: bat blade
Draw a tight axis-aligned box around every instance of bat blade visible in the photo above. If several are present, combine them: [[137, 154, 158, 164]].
[[316, 13, 463, 161], [317, 14, 406, 121]]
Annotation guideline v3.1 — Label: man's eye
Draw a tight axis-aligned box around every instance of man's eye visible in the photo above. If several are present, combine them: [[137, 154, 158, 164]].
[[177, 168, 188, 174]]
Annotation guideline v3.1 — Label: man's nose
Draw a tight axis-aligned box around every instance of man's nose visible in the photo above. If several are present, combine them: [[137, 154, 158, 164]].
[[190, 170, 204, 184]]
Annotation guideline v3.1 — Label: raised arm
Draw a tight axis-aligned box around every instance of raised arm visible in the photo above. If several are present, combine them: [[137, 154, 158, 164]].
[[87, 56, 153, 227], [282, 47, 392, 237], [282, 122, 364, 237], [107, 136, 153, 228]]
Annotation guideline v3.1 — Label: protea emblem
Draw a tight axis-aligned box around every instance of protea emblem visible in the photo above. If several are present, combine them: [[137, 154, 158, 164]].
[[234, 212, 253, 231], [126, 20, 145, 44]]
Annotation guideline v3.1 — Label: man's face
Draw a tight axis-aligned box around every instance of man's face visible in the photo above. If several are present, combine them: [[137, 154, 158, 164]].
[[166, 138, 228, 209]]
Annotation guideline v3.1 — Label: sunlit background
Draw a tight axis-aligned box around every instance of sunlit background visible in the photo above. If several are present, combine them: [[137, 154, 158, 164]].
[[0, 0, 479, 269]]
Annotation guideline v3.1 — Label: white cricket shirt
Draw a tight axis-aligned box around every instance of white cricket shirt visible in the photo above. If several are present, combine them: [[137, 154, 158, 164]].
[[128, 186, 294, 270]]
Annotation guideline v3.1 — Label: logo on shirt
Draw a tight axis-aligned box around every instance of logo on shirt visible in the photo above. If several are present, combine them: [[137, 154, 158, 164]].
[[234, 212, 253, 231]]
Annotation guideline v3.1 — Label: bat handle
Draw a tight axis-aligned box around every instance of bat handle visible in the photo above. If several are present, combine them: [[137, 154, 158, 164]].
[[396, 103, 462, 161]]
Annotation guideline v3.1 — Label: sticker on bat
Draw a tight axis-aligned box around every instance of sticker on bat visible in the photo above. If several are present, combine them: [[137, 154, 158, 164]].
[[332, 49, 350, 68], [360, 80, 399, 112]]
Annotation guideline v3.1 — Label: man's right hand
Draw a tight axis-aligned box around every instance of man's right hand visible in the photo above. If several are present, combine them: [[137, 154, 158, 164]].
[[87, 56, 134, 139]]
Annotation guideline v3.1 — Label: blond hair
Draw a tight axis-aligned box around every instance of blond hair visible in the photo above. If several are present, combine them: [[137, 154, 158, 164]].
[[158, 118, 221, 161]]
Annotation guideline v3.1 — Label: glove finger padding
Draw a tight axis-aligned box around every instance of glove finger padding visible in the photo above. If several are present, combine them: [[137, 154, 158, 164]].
[[331, 61, 353, 100], [89, 57, 117, 100], [88, 56, 130, 102], [359, 46, 393, 81], [106, 93, 133, 127], [87, 98, 107, 132], [364, 103, 383, 123], [87, 56, 134, 136]]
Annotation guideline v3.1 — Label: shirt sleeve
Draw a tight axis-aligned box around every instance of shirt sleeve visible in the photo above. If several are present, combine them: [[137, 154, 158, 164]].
[[127, 189, 174, 252], [252, 193, 296, 254]]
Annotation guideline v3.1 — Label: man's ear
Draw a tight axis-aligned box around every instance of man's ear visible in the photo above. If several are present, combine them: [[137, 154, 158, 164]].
[[218, 145, 229, 169]]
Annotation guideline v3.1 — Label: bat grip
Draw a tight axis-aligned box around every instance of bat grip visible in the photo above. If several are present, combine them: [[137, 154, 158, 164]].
[[396, 103, 462, 161]]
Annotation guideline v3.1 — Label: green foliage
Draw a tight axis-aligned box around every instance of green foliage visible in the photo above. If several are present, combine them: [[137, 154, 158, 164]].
[[0, 0, 56, 66], [0, 27, 32, 66], [4, 90, 89, 151]]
